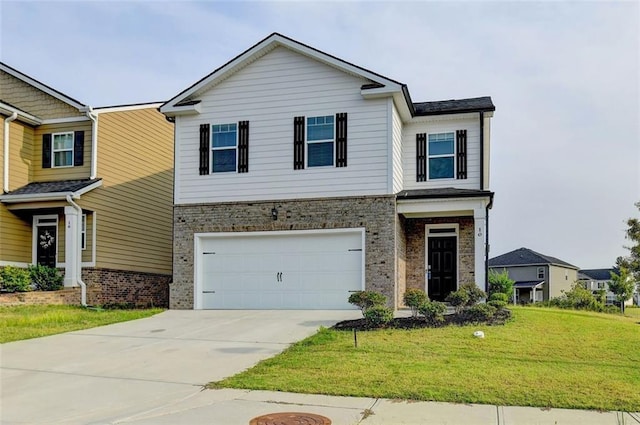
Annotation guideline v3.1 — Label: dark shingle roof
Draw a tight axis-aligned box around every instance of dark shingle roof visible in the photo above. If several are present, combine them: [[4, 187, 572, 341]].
[[4, 179, 101, 196], [413, 96, 495, 116], [579, 269, 614, 281], [396, 188, 494, 200], [514, 281, 544, 288], [488, 247, 579, 270]]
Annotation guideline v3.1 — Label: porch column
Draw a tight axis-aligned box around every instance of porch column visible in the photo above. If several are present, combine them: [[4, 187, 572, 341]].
[[64, 206, 79, 287], [473, 207, 487, 292]]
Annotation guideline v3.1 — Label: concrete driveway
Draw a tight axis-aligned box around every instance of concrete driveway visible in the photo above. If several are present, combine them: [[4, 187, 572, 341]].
[[0, 309, 359, 424]]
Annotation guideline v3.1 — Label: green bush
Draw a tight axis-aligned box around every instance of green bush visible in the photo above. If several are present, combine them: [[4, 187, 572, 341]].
[[487, 300, 507, 310], [489, 292, 509, 303], [464, 303, 497, 322], [418, 300, 447, 325], [549, 283, 605, 312], [348, 291, 387, 317], [28, 264, 63, 291], [363, 305, 394, 327], [488, 269, 514, 298], [0, 266, 32, 293], [403, 288, 427, 318], [459, 283, 486, 305], [445, 290, 469, 313]]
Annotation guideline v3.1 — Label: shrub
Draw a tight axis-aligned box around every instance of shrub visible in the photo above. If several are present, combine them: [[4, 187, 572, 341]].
[[445, 290, 469, 314], [418, 300, 447, 325], [459, 283, 486, 306], [0, 266, 32, 293], [549, 283, 605, 312], [363, 305, 394, 327], [489, 292, 509, 303], [487, 300, 507, 310], [488, 269, 514, 298], [28, 264, 63, 291], [348, 291, 387, 317], [403, 288, 427, 318], [464, 303, 497, 323]]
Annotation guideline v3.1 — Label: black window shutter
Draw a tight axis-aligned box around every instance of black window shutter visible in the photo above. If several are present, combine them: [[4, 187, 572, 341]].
[[456, 129, 467, 179], [42, 134, 52, 169], [416, 133, 427, 182], [199, 124, 210, 175], [293, 116, 305, 170], [335, 112, 348, 167], [73, 131, 84, 166], [238, 121, 249, 173]]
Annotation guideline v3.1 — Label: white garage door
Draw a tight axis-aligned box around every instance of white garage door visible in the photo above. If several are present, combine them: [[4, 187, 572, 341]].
[[196, 229, 363, 309]]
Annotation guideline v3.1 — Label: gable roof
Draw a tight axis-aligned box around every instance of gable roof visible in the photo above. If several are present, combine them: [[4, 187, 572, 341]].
[[488, 247, 579, 270], [579, 269, 615, 281], [0, 62, 85, 110]]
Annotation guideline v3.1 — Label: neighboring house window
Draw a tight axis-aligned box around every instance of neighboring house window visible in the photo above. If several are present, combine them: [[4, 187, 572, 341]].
[[307, 115, 334, 167], [417, 130, 467, 181], [53, 132, 74, 167], [42, 131, 84, 169], [597, 281, 605, 289], [537, 267, 545, 279], [81, 214, 87, 250], [198, 122, 249, 174], [293, 113, 347, 170]]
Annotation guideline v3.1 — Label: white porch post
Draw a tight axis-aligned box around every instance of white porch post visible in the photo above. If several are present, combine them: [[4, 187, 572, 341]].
[[473, 207, 487, 292], [64, 206, 79, 287]]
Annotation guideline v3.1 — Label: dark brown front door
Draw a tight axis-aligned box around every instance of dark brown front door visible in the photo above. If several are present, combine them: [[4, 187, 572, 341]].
[[36, 225, 57, 268], [427, 236, 457, 302]]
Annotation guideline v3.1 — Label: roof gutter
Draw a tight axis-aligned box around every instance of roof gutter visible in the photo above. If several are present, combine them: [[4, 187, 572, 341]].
[[65, 194, 87, 307], [3, 111, 18, 193]]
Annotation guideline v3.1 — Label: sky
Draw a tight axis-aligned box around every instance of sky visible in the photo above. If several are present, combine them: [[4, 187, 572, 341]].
[[1, 1, 638, 269]]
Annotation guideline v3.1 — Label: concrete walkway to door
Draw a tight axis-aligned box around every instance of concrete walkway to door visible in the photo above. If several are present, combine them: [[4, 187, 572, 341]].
[[0, 309, 360, 424]]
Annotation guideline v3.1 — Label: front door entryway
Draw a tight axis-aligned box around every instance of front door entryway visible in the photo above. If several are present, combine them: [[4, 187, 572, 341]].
[[34, 215, 58, 268], [427, 236, 457, 302]]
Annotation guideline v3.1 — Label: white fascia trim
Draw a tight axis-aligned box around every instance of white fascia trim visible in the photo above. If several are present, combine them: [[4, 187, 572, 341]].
[[409, 112, 480, 124], [0, 103, 42, 126], [0, 63, 85, 110], [361, 86, 400, 99], [94, 102, 164, 114], [160, 103, 201, 117], [0, 180, 103, 203], [41, 116, 90, 124], [163, 34, 403, 110], [397, 196, 490, 217]]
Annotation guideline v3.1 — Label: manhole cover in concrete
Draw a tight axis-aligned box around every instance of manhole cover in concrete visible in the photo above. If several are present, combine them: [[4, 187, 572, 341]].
[[249, 412, 331, 425]]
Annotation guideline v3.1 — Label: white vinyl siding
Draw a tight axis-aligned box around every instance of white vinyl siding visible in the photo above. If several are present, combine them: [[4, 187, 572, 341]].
[[402, 114, 481, 190], [174, 47, 390, 204], [391, 101, 403, 193]]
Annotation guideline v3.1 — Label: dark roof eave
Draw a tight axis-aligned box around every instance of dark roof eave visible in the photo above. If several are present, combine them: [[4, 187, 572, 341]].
[[396, 189, 494, 201], [414, 105, 496, 117]]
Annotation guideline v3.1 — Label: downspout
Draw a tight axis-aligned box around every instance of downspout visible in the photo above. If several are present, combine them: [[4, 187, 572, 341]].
[[84, 107, 98, 179], [66, 194, 87, 306], [485, 200, 491, 293], [479, 111, 485, 190], [3, 112, 18, 193]]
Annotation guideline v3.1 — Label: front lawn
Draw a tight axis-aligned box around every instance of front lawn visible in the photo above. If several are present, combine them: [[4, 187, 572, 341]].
[[0, 305, 163, 343], [211, 307, 640, 411]]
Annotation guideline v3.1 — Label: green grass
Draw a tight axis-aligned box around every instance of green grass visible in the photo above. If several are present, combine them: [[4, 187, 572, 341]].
[[0, 305, 163, 343], [212, 307, 640, 411]]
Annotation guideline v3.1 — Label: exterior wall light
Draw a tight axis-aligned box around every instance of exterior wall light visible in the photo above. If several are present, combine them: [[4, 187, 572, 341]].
[[271, 208, 278, 220]]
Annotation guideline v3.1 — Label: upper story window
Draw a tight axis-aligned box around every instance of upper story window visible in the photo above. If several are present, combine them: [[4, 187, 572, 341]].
[[212, 124, 237, 173], [307, 116, 334, 167], [537, 267, 545, 279], [198, 122, 249, 175], [53, 132, 74, 167], [428, 132, 455, 179]]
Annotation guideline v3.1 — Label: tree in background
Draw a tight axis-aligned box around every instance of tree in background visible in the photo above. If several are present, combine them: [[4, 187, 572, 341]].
[[608, 267, 635, 313], [616, 201, 640, 305]]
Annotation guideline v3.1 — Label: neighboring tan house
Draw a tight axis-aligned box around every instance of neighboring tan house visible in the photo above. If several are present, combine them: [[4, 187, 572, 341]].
[[578, 268, 635, 306], [160, 33, 496, 310], [0, 62, 174, 306], [488, 247, 579, 303]]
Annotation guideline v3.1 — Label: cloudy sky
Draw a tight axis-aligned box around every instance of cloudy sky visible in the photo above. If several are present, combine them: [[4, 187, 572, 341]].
[[2, 1, 638, 268]]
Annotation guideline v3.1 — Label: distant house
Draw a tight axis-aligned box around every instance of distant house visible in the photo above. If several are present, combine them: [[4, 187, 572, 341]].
[[488, 247, 579, 303], [578, 268, 635, 306], [0, 62, 174, 306]]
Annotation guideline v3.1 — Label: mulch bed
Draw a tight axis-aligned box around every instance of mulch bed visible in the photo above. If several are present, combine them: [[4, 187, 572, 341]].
[[332, 309, 512, 331]]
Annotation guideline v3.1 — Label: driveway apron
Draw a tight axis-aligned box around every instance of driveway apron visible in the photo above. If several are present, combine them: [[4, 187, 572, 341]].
[[0, 309, 359, 424]]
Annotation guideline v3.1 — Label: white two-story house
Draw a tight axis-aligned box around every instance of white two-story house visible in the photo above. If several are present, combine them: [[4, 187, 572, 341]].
[[160, 33, 495, 310]]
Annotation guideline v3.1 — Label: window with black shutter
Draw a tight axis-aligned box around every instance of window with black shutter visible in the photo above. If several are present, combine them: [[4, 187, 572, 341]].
[[74, 131, 84, 166], [42, 134, 52, 169], [335, 112, 347, 167], [199, 124, 210, 175], [456, 129, 467, 179], [238, 121, 249, 173], [416, 133, 427, 182], [293, 116, 305, 169]]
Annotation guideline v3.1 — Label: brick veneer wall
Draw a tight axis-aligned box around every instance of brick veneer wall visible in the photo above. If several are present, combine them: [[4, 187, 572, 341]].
[[404, 217, 475, 293], [172, 196, 398, 309], [0, 268, 170, 307]]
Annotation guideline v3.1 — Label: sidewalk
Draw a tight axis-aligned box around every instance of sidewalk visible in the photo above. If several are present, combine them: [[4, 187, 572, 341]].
[[116, 388, 640, 424]]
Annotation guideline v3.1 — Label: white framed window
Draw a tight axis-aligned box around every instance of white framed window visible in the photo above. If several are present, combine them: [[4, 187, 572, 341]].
[[537, 267, 545, 279], [81, 214, 87, 250], [428, 132, 455, 179], [307, 115, 334, 167], [211, 124, 237, 173], [52, 132, 74, 167]]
